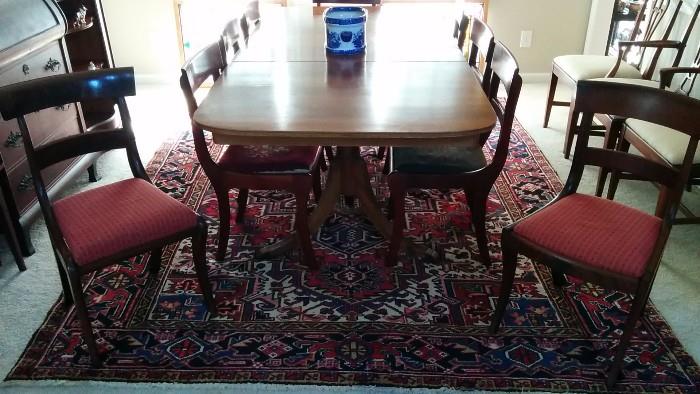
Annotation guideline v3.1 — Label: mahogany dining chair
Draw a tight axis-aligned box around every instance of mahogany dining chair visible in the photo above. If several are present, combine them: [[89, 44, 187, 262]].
[[490, 79, 700, 388], [0, 68, 217, 365], [180, 42, 323, 266], [385, 41, 521, 267]]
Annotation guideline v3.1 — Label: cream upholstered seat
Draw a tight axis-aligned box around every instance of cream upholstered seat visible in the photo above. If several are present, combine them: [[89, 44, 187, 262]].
[[626, 119, 700, 165], [554, 55, 642, 81]]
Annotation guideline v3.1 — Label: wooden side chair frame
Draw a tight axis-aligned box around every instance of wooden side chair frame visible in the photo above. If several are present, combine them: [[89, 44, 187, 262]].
[[0, 68, 217, 365], [385, 41, 521, 267], [560, 2, 700, 160], [491, 79, 700, 388], [599, 65, 700, 224], [180, 42, 323, 268]]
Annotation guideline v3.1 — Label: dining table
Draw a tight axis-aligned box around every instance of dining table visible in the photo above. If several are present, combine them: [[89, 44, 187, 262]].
[[193, 3, 497, 267]]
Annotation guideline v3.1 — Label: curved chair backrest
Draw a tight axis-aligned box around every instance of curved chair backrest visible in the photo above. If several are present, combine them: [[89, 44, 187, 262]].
[[179, 41, 226, 173], [0, 67, 146, 247], [468, 17, 495, 94], [482, 41, 521, 175], [453, 11, 469, 50], [219, 17, 243, 65], [180, 42, 225, 118], [572, 80, 700, 223]]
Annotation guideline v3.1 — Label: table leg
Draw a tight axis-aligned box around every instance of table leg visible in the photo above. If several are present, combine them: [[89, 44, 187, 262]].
[[257, 146, 391, 258]]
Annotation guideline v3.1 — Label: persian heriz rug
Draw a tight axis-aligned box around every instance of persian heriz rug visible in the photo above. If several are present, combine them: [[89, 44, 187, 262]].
[[7, 120, 700, 393]]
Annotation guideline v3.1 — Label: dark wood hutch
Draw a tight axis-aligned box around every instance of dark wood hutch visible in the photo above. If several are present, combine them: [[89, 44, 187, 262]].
[[0, 0, 114, 255]]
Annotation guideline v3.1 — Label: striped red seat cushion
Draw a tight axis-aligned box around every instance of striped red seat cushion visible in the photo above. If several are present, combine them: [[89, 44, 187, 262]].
[[513, 193, 662, 278], [53, 178, 197, 266]]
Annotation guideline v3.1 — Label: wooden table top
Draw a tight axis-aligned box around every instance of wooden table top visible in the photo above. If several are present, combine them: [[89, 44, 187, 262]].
[[194, 4, 497, 147]]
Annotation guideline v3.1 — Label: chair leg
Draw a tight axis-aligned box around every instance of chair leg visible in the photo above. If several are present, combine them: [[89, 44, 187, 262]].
[[0, 197, 25, 271], [235, 188, 249, 224], [543, 72, 558, 128], [596, 122, 621, 197], [606, 286, 650, 389], [54, 250, 73, 307], [489, 231, 518, 334], [324, 145, 334, 162], [607, 139, 629, 200], [215, 187, 231, 261], [67, 270, 101, 366], [312, 165, 323, 203], [382, 148, 391, 175], [563, 108, 579, 159], [551, 269, 568, 287], [377, 146, 386, 159], [466, 189, 491, 267], [147, 248, 162, 276], [386, 176, 406, 267], [294, 184, 317, 269], [192, 217, 217, 315]]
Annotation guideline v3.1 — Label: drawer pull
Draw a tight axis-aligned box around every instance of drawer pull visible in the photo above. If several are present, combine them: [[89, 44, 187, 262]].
[[4, 131, 23, 148], [22, 64, 30, 75], [17, 174, 33, 192], [45, 58, 61, 72]]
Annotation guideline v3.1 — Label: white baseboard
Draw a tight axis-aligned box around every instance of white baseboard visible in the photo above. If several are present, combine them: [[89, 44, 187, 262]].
[[521, 73, 550, 83]]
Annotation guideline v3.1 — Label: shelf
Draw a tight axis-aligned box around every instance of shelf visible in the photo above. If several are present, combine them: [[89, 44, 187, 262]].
[[66, 16, 94, 35]]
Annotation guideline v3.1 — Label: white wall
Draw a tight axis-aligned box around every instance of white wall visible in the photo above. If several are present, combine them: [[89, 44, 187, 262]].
[[101, 0, 595, 80], [487, 0, 593, 75], [102, 0, 182, 83]]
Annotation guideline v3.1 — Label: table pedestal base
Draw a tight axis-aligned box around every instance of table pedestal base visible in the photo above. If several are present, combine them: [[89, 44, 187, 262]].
[[257, 147, 392, 265]]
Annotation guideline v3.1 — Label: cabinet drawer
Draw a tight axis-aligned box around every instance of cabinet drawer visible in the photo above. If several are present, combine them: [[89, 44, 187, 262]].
[[8, 157, 78, 215], [0, 41, 67, 86], [0, 105, 80, 170]]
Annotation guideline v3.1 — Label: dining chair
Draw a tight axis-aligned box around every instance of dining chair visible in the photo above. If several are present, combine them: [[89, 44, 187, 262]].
[[490, 79, 700, 388], [0, 157, 25, 272], [219, 16, 244, 65], [559, 1, 700, 159], [467, 16, 495, 94], [180, 42, 323, 267], [453, 9, 470, 51], [384, 41, 521, 267], [377, 12, 481, 162], [0, 67, 217, 366], [600, 65, 700, 224], [544, 0, 689, 153]]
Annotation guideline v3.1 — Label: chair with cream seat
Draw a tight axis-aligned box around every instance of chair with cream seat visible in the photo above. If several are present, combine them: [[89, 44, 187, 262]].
[[602, 64, 700, 224], [560, 2, 700, 159], [490, 79, 700, 388], [543, 0, 691, 156]]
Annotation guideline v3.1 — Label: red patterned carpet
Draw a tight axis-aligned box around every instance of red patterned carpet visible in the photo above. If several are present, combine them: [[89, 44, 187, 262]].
[[7, 119, 700, 392]]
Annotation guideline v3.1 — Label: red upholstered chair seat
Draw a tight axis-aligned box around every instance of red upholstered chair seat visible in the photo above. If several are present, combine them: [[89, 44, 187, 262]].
[[217, 145, 320, 174], [53, 178, 198, 266], [513, 193, 662, 278]]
